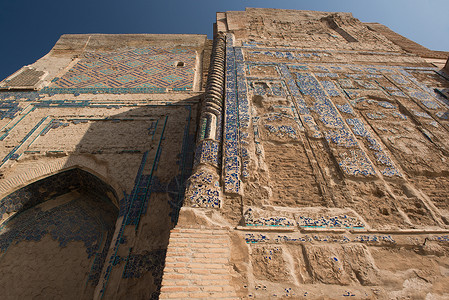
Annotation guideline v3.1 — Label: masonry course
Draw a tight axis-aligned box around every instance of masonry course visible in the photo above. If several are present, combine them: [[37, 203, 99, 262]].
[[0, 7, 448, 300]]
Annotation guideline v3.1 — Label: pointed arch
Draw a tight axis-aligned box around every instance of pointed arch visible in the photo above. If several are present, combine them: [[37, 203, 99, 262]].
[[0, 168, 119, 298]]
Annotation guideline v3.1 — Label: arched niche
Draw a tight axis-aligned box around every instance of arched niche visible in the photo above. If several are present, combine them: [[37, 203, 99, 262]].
[[0, 168, 119, 299]]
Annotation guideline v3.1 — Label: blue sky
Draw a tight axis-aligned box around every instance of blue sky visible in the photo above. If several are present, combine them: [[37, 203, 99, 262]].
[[0, 0, 448, 81]]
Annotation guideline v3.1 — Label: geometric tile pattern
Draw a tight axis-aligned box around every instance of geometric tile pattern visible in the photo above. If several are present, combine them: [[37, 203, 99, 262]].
[[0, 100, 21, 119], [223, 34, 241, 194], [0, 67, 45, 89], [100, 111, 195, 296], [185, 170, 221, 208], [0, 168, 118, 286], [224, 42, 446, 184], [49, 47, 196, 93]]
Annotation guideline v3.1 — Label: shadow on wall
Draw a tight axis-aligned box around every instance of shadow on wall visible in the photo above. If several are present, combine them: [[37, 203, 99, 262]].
[[0, 97, 198, 299]]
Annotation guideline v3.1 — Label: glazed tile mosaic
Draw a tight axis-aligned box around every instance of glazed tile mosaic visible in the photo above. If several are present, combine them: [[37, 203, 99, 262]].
[[47, 47, 196, 93], [225, 39, 448, 182], [0, 169, 118, 286], [185, 170, 221, 208], [223, 34, 241, 194], [193, 140, 221, 167], [243, 208, 295, 227], [297, 215, 365, 229]]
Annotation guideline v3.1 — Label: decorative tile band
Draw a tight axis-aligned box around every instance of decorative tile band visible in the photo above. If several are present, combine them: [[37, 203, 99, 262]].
[[223, 33, 241, 194], [235, 48, 251, 179], [47, 47, 196, 93], [185, 170, 221, 208], [186, 33, 226, 207], [294, 72, 376, 177], [193, 139, 221, 167]]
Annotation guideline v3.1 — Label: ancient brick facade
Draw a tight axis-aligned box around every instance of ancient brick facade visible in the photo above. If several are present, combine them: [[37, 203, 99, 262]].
[[0, 8, 449, 300]]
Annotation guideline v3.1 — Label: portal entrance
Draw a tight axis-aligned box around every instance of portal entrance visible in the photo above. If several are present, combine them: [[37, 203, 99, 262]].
[[0, 169, 118, 299]]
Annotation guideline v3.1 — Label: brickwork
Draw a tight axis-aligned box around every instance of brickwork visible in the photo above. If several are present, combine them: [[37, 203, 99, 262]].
[[0, 8, 448, 300], [0, 34, 207, 299], [160, 228, 238, 299], [366, 23, 449, 59]]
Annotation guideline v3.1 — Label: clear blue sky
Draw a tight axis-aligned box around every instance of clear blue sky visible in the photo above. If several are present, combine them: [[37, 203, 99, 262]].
[[0, 0, 448, 81]]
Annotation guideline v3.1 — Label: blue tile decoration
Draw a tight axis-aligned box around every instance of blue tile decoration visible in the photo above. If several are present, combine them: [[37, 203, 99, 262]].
[[247, 50, 325, 61], [0, 168, 118, 222], [430, 235, 449, 242], [241, 41, 264, 48], [0, 106, 37, 141], [412, 110, 432, 119], [121, 250, 166, 299], [377, 101, 396, 109], [348, 66, 363, 73], [235, 48, 252, 179], [183, 35, 225, 208], [1, 116, 47, 167], [345, 74, 362, 79], [124, 125, 167, 226], [279, 65, 322, 138], [245, 233, 396, 244], [390, 111, 407, 120], [264, 124, 298, 140], [400, 70, 449, 113], [0, 69, 197, 300], [248, 80, 286, 97], [353, 235, 395, 243], [193, 140, 221, 167], [366, 112, 386, 120], [366, 74, 383, 79], [185, 170, 221, 208], [0, 197, 116, 272], [384, 87, 407, 98], [354, 80, 377, 89], [337, 149, 376, 177], [198, 114, 212, 141], [46, 47, 196, 93], [0, 168, 118, 286], [245, 233, 270, 244], [346, 118, 401, 177], [320, 80, 340, 97], [225, 47, 447, 191], [101, 109, 195, 295], [338, 79, 354, 89], [294, 72, 376, 177], [147, 120, 158, 139], [0, 100, 22, 119], [39, 119, 69, 136], [297, 215, 364, 229], [336, 103, 355, 116], [41, 87, 167, 95], [171, 107, 196, 216], [122, 249, 166, 278], [289, 65, 309, 71], [436, 111, 449, 120], [243, 208, 295, 227], [223, 34, 241, 194], [314, 73, 339, 78], [346, 119, 382, 151], [0, 91, 42, 101]]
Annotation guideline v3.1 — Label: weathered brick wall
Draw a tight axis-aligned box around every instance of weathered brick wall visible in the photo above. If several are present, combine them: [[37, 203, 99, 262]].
[[0, 34, 209, 299], [173, 8, 449, 299], [160, 228, 237, 299], [366, 22, 449, 59]]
